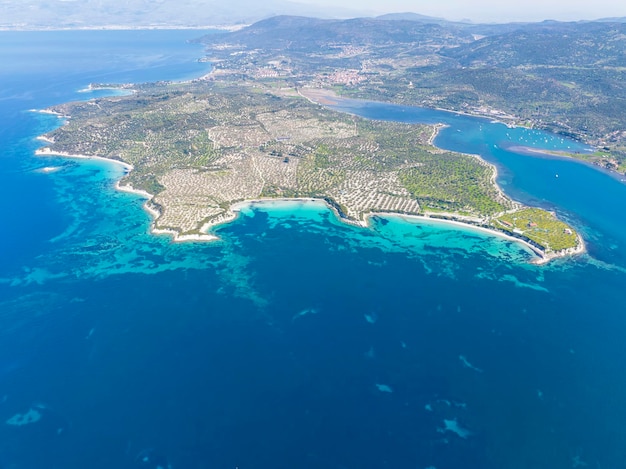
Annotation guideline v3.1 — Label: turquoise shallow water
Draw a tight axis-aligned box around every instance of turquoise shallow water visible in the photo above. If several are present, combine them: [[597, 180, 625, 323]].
[[331, 98, 626, 265], [1, 31, 626, 469]]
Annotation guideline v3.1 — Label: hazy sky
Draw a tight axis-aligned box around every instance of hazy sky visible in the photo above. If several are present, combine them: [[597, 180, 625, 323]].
[[292, 0, 626, 22]]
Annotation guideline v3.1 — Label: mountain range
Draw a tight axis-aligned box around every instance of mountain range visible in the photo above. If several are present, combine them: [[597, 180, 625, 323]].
[[0, 0, 369, 29], [2, 1, 624, 30]]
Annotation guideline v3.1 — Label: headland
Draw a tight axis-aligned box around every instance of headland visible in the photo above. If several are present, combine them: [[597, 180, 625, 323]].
[[34, 78, 585, 263]]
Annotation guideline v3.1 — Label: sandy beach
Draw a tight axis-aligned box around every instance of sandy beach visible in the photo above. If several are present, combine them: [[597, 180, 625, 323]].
[[230, 197, 368, 227], [370, 212, 547, 260], [35, 147, 134, 171], [373, 212, 586, 264], [427, 123, 448, 146], [170, 232, 219, 243], [77, 84, 137, 95], [116, 182, 151, 199], [30, 108, 63, 116], [36, 135, 55, 144]]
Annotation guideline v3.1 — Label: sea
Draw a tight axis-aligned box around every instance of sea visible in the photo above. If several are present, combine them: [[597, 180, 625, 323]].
[[0, 30, 625, 469]]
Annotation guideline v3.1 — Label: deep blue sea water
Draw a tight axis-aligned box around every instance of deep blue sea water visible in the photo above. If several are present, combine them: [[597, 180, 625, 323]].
[[1, 31, 626, 469]]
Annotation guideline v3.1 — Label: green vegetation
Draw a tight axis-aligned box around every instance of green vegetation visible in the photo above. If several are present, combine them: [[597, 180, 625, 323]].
[[41, 65, 581, 259], [199, 16, 626, 174], [312, 144, 332, 169], [399, 155, 506, 215], [493, 208, 579, 252], [47, 81, 515, 219]]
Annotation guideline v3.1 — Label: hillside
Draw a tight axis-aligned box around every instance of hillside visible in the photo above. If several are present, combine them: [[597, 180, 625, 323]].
[[199, 16, 626, 172]]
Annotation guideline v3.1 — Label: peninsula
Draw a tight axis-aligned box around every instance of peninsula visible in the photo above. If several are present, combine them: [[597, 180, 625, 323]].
[[37, 78, 583, 262]]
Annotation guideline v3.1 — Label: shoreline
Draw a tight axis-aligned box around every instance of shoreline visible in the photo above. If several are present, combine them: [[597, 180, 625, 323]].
[[77, 84, 137, 95], [35, 145, 221, 243], [506, 145, 625, 183], [310, 88, 626, 182], [35, 147, 133, 171], [427, 123, 447, 146], [30, 108, 69, 119], [228, 196, 366, 225], [370, 212, 545, 259], [293, 87, 587, 263], [211, 198, 586, 265], [364, 212, 585, 265], [33, 87, 586, 263], [35, 141, 585, 262], [298, 87, 341, 106], [299, 88, 604, 157]]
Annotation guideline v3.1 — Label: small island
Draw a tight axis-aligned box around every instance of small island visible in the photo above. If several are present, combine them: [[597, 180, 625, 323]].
[[36, 78, 584, 263]]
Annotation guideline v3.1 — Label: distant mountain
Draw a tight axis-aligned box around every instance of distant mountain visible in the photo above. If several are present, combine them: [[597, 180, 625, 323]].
[[441, 21, 626, 67], [199, 15, 474, 50], [198, 14, 580, 55], [375, 12, 448, 23], [596, 17, 626, 23], [0, 0, 370, 30]]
